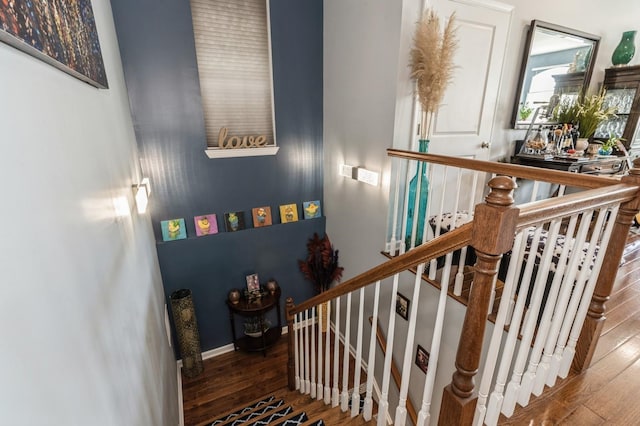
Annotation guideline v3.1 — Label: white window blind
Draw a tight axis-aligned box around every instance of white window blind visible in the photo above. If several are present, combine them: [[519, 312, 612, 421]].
[[190, 0, 276, 151]]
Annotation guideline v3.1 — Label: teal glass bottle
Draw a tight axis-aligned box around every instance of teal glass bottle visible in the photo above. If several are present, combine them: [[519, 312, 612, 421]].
[[612, 30, 637, 66], [405, 139, 429, 250]]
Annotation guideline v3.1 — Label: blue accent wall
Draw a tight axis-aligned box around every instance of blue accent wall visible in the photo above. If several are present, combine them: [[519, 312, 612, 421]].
[[110, 0, 324, 352]]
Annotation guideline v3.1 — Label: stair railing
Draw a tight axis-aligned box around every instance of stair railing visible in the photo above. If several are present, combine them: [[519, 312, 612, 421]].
[[285, 153, 640, 426]]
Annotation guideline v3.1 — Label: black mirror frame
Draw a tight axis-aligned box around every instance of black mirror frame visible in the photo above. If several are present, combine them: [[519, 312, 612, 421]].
[[511, 20, 601, 128]]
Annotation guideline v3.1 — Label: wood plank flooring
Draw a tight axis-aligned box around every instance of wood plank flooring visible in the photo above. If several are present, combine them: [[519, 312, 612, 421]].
[[182, 329, 370, 426], [183, 230, 640, 425]]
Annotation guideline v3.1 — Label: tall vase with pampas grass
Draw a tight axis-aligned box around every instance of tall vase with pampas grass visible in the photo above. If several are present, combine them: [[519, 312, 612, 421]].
[[404, 8, 458, 250]]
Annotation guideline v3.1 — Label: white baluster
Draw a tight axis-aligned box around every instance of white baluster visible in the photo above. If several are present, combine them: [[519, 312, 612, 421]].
[[475, 232, 526, 426], [304, 309, 310, 394], [317, 304, 323, 400], [502, 226, 545, 416], [557, 184, 566, 196], [560, 207, 617, 380], [325, 301, 331, 405], [311, 306, 316, 399], [487, 228, 536, 421], [395, 263, 425, 426], [332, 297, 341, 407], [377, 274, 400, 426], [341, 292, 352, 412], [547, 210, 595, 386], [511, 220, 562, 408], [417, 254, 454, 426], [351, 289, 365, 417], [389, 159, 403, 256], [559, 208, 611, 378], [530, 216, 578, 396], [445, 169, 462, 296], [294, 312, 300, 391], [454, 171, 479, 295], [429, 167, 449, 279], [529, 180, 540, 203], [364, 281, 381, 421]]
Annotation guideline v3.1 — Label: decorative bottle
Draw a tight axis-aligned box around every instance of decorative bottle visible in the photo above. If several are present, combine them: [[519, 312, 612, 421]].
[[405, 139, 429, 250], [612, 30, 637, 67]]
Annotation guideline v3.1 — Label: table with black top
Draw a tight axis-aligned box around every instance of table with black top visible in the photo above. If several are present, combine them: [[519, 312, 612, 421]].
[[512, 154, 625, 174], [226, 287, 282, 356]]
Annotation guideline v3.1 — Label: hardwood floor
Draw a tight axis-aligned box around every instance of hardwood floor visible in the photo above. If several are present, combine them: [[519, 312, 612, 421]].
[[182, 231, 640, 425], [182, 330, 370, 426]]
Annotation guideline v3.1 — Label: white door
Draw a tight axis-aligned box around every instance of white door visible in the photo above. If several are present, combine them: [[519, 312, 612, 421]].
[[425, 0, 513, 161]]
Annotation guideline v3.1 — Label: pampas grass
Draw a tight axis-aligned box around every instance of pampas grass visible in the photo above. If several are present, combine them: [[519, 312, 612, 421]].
[[410, 9, 458, 139]]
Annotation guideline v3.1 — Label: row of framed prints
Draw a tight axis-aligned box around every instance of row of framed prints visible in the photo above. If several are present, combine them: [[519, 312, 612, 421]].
[[160, 200, 322, 242]]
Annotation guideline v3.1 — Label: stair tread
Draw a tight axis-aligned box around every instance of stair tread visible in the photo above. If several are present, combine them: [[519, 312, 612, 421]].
[[197, 395, 277, 426], [211, 400, 286, 426]]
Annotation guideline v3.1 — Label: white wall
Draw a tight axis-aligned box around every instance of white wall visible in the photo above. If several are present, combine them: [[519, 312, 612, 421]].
[[0, 1, 178, 425]]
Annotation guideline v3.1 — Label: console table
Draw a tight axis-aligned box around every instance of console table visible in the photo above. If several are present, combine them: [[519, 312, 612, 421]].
[[512, 154, 625, 175], [226, 287, 282, 356]]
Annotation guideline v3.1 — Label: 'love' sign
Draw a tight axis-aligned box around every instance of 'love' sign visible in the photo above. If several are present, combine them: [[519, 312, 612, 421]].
[[218, 127, 268, 149]]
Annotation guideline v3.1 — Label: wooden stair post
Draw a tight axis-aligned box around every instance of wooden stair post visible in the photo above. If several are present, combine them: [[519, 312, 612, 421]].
[[286, 297, 296, 391], [573, 160, 640, 372], [438, 176, 519, 426]]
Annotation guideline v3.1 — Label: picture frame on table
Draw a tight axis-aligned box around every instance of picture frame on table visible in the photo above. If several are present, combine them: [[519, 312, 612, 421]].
[[246, 273, 260, 295]]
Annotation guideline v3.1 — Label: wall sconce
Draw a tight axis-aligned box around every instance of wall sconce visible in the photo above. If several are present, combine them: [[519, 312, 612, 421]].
[[133, 177, 151, 214], [340, 164, 380, 186]]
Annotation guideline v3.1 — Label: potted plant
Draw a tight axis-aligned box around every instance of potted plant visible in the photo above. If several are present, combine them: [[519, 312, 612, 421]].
[[599, 132, 626, 155], [298, 233, 344, 332], [552, 90, 617, 151]]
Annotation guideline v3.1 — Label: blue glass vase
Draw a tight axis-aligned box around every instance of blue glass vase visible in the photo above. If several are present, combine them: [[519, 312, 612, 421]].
[[612, 30, 637, 66], [405, 139, 429, 249]]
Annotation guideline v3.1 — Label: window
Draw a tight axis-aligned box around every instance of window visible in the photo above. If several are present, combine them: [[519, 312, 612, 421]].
[[190, 0, 277, 157]]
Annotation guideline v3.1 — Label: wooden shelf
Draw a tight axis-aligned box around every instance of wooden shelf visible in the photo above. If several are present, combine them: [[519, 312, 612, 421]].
[[235, 327, 282, 353], [204, 146, 279, 159]]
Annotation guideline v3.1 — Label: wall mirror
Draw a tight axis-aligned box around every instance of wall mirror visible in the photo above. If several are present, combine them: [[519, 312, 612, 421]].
[[511, 20, 600, 128]]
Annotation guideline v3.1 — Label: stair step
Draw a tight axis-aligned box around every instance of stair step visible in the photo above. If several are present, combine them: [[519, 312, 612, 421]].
[[217, 400, 285, 426], [246, 405, 295, 426], [271, 411, 308, 426], [204, 395, 277, 426]]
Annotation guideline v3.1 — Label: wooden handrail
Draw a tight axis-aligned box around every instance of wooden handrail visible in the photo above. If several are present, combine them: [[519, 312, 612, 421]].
[[369, 316, 418, 425], [387, 148, 618, 189], [516, 182, 639, 230], [287, 223, 473, 317]]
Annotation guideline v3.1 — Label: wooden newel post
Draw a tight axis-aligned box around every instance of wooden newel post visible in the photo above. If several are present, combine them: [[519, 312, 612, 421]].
[[286, 297, 296, 390], [439, 176, 519, 426], [573, 160, 640, 372]]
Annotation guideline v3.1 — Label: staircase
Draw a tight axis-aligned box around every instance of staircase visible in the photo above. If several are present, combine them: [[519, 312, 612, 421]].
[[196, 388, 372, 426]]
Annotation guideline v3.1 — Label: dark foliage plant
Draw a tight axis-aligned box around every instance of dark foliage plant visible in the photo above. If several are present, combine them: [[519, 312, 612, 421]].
[[298, 233, 344, 294]]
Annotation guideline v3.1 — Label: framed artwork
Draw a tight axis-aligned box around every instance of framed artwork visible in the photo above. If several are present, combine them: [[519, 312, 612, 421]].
[[303, 200, 321, 219], [415, 345, 430, 374], [160, 218, 187, 242], [0, 0, 108, 88], [279, 204, 298, 223], [246, 273, 260, 293], [252, 206, 272, 228], [224, 211, 246, 232], [194, 214, 218, 236], [396, 292, 410, 321]]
